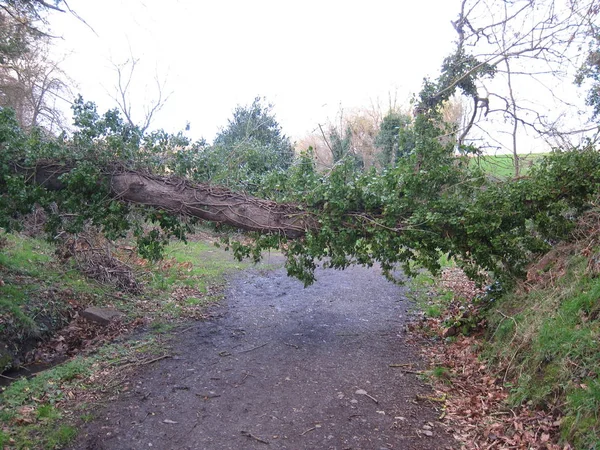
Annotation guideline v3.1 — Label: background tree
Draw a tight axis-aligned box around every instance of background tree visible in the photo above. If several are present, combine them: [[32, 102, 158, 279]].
[[0, 35, 70, 131], [440, 0, 600, 174], [0, 0, 64, 55], [0, 0, 71, 132], [375, 111, 415, 166], [213, 96, 294, 168], [189, 97, 296, 190], [301, 106, 385, 171], [321, 124, 356, 166], [576, 24, 600, 122]]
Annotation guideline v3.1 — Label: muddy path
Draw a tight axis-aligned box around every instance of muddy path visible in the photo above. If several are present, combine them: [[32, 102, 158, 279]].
[[72, 264, 455, 450]]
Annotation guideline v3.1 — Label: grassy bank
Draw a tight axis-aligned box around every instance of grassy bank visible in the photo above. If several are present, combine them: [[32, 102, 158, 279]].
[[0, 230, 258, 448], [0, 336, 165, 449], [413, 215, 600, 449], [486, 242, 600, 448]]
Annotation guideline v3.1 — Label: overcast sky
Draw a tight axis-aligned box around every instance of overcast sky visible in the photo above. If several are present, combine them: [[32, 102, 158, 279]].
[[49, 0, 461, 142]]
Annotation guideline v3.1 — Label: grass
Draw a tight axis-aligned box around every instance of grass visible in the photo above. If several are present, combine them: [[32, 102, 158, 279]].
[[0, 358, 91, 449], [405, 253, 456, 317], [46, 425, 78, 448], [469, 153, 547, 178], [0, 234, 53, 276], [485, 251, 600, 448], [116, 239, 260, 321], [0, 232, 108, 372], [157, 240, 248, 290], [1, 359, 92, 411], [431, 365, 451, 379], [0, 336, 163, 449]]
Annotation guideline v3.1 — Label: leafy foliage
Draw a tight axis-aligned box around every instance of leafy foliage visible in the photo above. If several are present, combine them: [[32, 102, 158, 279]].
[[375, 111, 414, 165], [1, 42, 600, 289], [212, 96, 294, 172], [0, 0, 61, 64], [327, 124, 363, 169], [166, 97, 297, 193]]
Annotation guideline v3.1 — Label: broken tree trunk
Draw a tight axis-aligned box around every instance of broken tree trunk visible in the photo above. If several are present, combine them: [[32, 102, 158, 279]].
[[25, 162, 318, 238]]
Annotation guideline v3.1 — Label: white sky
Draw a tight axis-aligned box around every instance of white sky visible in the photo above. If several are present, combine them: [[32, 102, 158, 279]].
[[49, 0, 461, 142]]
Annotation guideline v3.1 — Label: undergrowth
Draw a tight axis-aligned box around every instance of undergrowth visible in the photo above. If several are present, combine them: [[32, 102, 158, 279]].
[[0, 233, 104, 372], [0, 337, 163, 449], [485, 226, 600, 448]]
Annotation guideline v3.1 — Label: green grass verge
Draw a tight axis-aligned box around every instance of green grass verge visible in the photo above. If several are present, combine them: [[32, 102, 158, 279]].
[[110, 239, 258, 322], [485, 254, 600, 448], [0, 231, 259, 370], [0, 336, 163, 449], [151, 240, 248, 293], [405, 253, 455, 312]]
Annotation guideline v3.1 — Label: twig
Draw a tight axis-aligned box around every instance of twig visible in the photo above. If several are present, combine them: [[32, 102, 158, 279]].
[[176, 325, 195, 334], [195, 393, 221, 399], [238, 343, 267, 354], [0, 373, 17, 380], [389, 363, 413, 368], [364, 392, 379, 404], [416, 394, 447, 403], [300, 426, 317, 436], [235, 371, 254, 387], [140, 354, 171, 366], [240, 430, 270, 444], [284, 342, 299, 349], [398, 369, 423, 375]]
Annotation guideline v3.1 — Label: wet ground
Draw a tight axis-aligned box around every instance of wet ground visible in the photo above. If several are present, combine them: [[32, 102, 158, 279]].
[[71, 264, 456, 450]]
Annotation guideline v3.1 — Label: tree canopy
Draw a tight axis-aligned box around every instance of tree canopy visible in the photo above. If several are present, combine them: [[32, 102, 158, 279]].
[[214, 96, 294, 169]]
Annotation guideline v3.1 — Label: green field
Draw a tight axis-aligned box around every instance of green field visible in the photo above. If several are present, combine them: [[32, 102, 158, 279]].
[[469, 153, 547, 178]]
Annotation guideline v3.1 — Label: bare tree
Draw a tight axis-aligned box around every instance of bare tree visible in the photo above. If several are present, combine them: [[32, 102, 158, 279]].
[[298, 104, 398, 171], [443, 0, 600, 174], [110, 53, 170, 134], [0, 35, 71, 132]]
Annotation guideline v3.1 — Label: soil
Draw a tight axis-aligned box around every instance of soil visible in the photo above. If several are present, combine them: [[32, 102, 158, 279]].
[[70, 263, 456, 450]]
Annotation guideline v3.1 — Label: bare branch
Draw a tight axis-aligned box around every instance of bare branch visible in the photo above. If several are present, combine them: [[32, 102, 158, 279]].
[[109, 53, 170, 134]]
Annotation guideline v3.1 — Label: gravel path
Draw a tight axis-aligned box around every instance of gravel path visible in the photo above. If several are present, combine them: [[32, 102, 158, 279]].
[[72, 264, 455, 450]]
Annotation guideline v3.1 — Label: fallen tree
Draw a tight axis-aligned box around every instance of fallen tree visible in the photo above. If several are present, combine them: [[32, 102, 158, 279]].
[[23, 162, 317, 238], [2, 44, 600, 286], [7, 129, 600, 288]]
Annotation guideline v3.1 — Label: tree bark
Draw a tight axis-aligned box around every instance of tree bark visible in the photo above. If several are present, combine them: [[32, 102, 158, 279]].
[[25, 162, 317, 238]]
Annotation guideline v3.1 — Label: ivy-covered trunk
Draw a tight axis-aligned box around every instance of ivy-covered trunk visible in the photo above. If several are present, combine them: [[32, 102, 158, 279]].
[[25, 162, 316, 238]]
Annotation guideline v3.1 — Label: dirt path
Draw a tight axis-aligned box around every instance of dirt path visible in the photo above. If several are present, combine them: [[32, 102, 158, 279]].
[[72, 264, 455, 450]]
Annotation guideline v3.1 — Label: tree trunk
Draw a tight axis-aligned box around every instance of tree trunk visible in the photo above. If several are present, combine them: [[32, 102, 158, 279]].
[[27, 163, 317, 238]]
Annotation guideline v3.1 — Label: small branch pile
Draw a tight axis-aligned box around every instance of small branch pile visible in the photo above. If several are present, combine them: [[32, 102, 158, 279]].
[[56, 231, 141, 293]]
